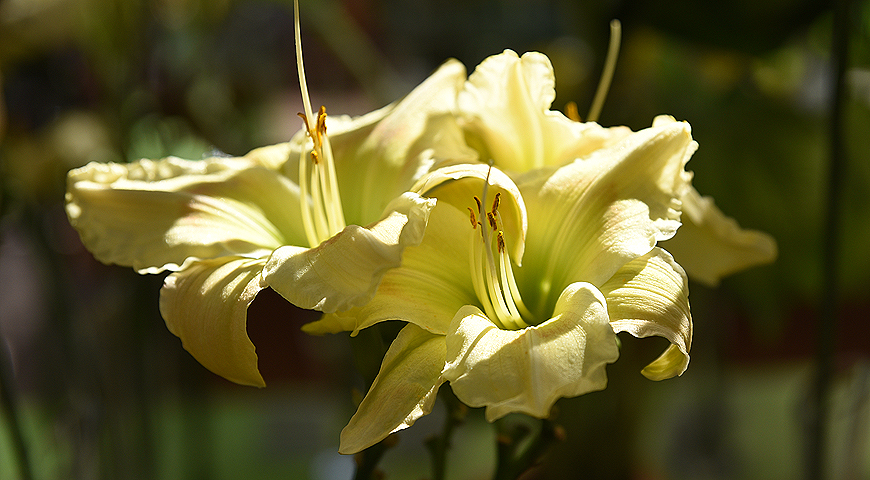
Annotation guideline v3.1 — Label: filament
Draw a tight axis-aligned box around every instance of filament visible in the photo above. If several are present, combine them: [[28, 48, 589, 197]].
[[587, 19, 622, 123], [294, 0, 346, 247], [468, 172, 532, 330]]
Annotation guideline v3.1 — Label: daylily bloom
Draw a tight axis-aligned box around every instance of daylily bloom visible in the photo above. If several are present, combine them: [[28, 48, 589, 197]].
[[64, 4, 476, 387], [455, 49, 777, 284], [307, 118, 696, 453]]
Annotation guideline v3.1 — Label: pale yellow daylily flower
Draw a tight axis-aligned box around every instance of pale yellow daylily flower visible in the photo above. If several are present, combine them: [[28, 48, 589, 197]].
[[457, 49, 632, 172], [64, 5, 476, 387], [455, 50, 777, 285], [308, 119, 695, 453], [322, 49, 773, 454]]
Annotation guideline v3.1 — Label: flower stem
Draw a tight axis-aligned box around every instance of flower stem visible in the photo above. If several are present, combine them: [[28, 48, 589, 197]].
[[0, 336, 32, 480], [353, 436, 396, 480], [425, 388, 467, 480], [807, 0, 852, 478], [493, 416, 564, 480], [349, 323, 403, 480]]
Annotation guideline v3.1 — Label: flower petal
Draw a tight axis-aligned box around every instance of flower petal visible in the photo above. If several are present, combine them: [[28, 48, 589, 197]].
[[601, 247, 691, 381], [160, 256, 267, 387], [306, 164, 528, 335], [519, 118, 695, 310], [66, 154, 305, 274], [339, 324, 446, 454], [303, 196, 476, 335], [662, 186, 777, 286], [442, 283, 619, 422], [458, 49, 632, 171], [262, 192, 437, 313], [244, 142, 297, 171], [412, 163, 527, 262], [327, 58, 477, 224]]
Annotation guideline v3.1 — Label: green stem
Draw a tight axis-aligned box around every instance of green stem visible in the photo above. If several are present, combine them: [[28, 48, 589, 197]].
[[425, 388, 467, 480], [493, 417, 564, 480], [0, 333, 33, 480], [807, 0, 852, 479], [353, 436, 395, 480], [348, 322, 403, 480]]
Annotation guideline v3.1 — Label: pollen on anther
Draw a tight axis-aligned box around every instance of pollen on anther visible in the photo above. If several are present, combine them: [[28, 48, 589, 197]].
[[492, 192, 501, 213], [496, 231, 506, 253], [468, 208, 477, 228], [487, 211, 497, 231], [473, 196, 482, 215], [298, 112, 310, 132], [317, 106, 327, 134]]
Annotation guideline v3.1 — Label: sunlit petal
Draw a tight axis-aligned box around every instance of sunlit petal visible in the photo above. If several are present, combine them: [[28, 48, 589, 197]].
[[520, 119, 695, 310], [159, 256, 267, 387], [262, 192, 437, 313], [339, 324, 446, 454], [458, 49, 632, 171], [330, 59, 477, 224], [66, 154, 305, 274], [662, 186, 777, 286], [308, 164, 527, 336], [303, 197, 475, 335], [601, 247, 692, 380], [442, 283, 619, 422], [412, 163, 527, 262]]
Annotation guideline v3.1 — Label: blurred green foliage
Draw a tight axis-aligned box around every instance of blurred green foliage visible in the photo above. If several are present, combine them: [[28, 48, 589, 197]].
[[1, 0, 868, 479]]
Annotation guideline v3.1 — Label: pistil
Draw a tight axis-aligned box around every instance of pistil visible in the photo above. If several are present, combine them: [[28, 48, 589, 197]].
[[295, 0, 346, 248]]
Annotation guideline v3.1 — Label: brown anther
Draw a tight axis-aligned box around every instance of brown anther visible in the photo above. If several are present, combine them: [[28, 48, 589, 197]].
[[473, 196, 482, 215], [565, 101, 581, 122], [317, 105, 328, 134], [496, 231, 506, 253], [491, 192, 501, 214], [298, 112, 312, 136], [487, 211, 497, 231], [468, 208, 477, 228]]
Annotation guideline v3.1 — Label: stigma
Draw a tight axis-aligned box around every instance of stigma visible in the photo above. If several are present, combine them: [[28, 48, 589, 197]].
[[294, 0, 346, 247], [468, 175, 533, 330]]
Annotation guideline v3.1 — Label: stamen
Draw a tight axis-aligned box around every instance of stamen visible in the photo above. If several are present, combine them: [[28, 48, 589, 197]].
[[294, 0, 346, 247], [467, 171, 532, 330], [294, 0, 315, 134], [586, 19, 622, 123], [487, 211, 497, 231], [469, 225, 503, 328], [565, 101, 581, 122]]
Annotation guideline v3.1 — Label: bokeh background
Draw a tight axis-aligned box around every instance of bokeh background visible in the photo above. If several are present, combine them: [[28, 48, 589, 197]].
[[1, 0, 868, 479]]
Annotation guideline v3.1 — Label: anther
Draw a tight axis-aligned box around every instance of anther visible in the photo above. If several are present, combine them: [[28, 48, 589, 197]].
[[468, 208, 477, 228], [565, 101, 581, 122], [487, 211, 497, 231], [492, 192, 500, 214], [496, 231, 505, 253], [317, 106, 327, 134]]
